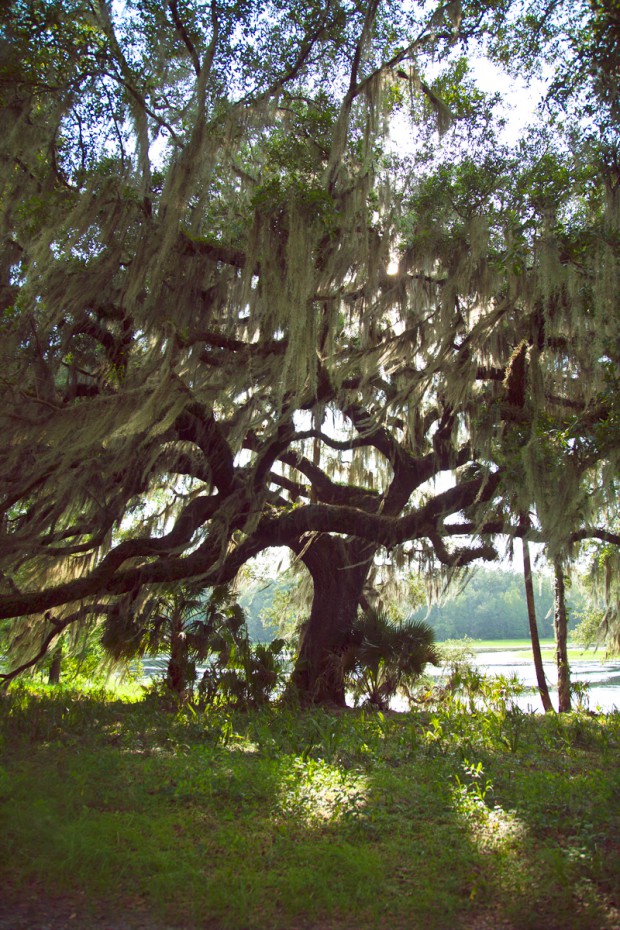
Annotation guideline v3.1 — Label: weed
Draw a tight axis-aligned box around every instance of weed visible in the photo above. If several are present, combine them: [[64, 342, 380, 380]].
[[453, 758, 494, 820]]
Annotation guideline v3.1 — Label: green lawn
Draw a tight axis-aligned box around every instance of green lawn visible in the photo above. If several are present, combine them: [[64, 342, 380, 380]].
[[468, 638, 555, 650], [1, 684, 619, 930], [465, 639, 608, 661]]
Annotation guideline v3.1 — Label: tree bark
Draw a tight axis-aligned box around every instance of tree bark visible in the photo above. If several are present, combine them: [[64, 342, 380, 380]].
[[554, 557, 572, 713], [288, 535, 372, 706], [521, 529, 554, 713], [167, 608, 190, 698], [48, 643, 63, 685]]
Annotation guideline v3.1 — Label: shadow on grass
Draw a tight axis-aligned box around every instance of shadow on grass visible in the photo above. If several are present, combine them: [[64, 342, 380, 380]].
[[0, 688, 619, 930]]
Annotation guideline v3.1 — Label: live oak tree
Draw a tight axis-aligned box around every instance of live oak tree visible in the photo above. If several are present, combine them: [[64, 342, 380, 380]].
[[1, 0, 618, 703]]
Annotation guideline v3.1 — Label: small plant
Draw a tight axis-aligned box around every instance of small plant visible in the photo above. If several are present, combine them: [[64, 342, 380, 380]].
[[193, 588, 288, 707], [343, 607, 440, 710], [213, 638, 288, 708], [453, 758, 494, 819], [570, 679, 591, 712]]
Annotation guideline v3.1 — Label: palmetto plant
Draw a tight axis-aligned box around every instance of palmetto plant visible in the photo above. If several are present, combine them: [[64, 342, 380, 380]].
[[101, 584, 241, 698], [213, 639, 288, 708], [344, 608, 440, 710], [101, 583, 287, 704]]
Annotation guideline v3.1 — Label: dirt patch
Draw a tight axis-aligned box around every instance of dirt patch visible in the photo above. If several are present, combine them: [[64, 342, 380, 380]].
[[458, 907, 515, 930], [0, 884, 186, 930]]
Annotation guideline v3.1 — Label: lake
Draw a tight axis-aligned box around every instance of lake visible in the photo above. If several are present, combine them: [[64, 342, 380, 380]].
[[140, 645, 620, 713], [468, 646, 620, 713]]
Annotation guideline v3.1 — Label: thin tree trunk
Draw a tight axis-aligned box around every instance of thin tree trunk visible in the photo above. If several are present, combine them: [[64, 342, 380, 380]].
[[48, 643, 63, 685], [167, 609, 189, 698], [521, 527, 554, 713], [554, 557, 572, 713]]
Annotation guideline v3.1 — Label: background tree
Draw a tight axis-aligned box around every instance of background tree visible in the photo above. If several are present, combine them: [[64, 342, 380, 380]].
[[521, 528, 554, 712]]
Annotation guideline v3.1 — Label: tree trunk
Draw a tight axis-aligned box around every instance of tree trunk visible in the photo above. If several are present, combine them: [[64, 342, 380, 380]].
[[167, 609, 189, 698], [288, 535, 372, 706], [554, 557, 572, 713], [521, 530, 554, 713], [48, 643, 63, 685]]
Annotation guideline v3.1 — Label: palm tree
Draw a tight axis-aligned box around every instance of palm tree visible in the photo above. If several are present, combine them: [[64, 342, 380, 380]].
[[101, 583, 285, 704], [101, 584, 242, 698], [344, 608, 440, 710]]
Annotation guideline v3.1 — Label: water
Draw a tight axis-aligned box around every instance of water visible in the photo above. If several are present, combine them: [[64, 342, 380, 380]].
[[139, 658, 169, 679], [469, 647, 620, 713], [138, 649, 620, 713]]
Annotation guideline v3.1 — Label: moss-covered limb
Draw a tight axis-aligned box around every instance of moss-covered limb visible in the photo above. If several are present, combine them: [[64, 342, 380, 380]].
[[266, 470, 308, 502], [278, 449, 382, 511], [0, 470, 503, 627], [441, 522, 620, 550], [428, 529, 497, 568], [178, 230, 248, 269], [172, 403, 237, 495]]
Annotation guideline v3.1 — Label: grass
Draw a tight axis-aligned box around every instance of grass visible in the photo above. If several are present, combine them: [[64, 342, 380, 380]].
[[1, 682, 619, 930], [464, 639, 612, 662], [468, 638, 556, 650]]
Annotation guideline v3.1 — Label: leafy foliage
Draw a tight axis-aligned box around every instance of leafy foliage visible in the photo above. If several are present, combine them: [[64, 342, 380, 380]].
[[344, 607, 439, 709], [206, 637, 288, 708], [417, 567, 585, 641], [99, 583, 287, 703]]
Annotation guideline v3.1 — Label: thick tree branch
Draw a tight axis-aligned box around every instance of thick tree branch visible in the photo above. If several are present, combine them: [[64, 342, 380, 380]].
[[442, 522, 620, 549], [429, 529, 497, 567], [167, 1, 201, 77], [174, 403, 236, 494], [0, 471, 503, 621], [179, 232, 248, 269], [279, 450, 382, 511]]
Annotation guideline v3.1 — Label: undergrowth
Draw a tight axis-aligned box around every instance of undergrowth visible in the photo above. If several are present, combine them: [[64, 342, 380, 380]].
[[1, 680, 619, 930]]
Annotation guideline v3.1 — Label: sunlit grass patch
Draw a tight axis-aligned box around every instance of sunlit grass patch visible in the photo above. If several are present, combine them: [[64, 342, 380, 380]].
[[451, 783, 527, 853], [276, 755, 368, 824]]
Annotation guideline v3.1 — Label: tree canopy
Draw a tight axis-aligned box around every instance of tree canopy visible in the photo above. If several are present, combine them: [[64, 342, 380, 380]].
[[1, 0, 619, 699]]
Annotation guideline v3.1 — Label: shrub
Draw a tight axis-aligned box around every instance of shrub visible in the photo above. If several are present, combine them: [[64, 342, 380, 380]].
[[343, 608, 440, 710]]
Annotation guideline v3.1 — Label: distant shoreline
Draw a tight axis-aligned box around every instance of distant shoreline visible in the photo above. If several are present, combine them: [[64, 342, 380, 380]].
[[464, 639, 612, 661]]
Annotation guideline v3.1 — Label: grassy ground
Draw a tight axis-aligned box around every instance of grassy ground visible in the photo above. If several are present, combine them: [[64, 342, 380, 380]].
[[467, 639, 610, 662], [1, 683, 619, 930], [468, 639, 555, 650]]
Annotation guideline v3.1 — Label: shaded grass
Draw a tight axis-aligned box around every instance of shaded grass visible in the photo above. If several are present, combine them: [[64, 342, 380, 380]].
[[1, 683, 619, 929]]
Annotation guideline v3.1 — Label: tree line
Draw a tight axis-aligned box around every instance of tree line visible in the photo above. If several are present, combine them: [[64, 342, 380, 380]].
[[412, 569, 585, 642], [240, 567, 585, 644]]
